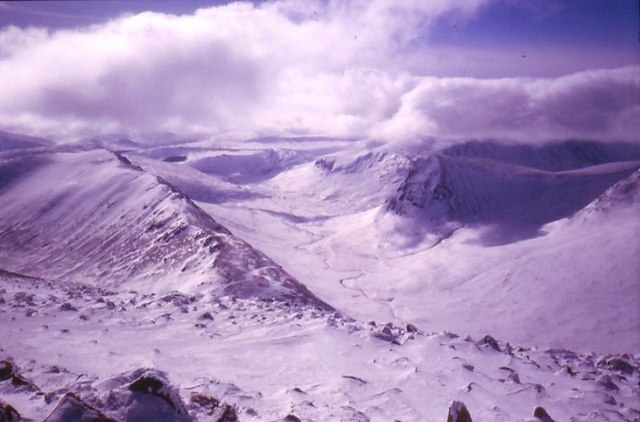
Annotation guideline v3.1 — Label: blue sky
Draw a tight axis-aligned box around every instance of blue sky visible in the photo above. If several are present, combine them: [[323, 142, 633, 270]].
[[3, 1, 637, 48], [430, 0, 637, 49], [428, 0, 638, 77]]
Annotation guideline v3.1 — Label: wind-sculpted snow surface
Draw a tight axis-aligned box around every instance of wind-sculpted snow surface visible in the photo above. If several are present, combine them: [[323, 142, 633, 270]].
[[0, 147, 332, 308], [1, 269, 639, 421]]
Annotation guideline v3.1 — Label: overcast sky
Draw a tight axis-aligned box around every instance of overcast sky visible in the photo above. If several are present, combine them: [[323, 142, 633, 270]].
[[0, 0, 638, 143]]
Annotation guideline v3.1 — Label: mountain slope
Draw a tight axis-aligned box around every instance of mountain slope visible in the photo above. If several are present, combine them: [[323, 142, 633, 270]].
[[1, 136, 639, 421], [0, 148, 331, 308], [178, 139, 640, 353], [574, 168, 640, 219], [386, 152, 640, 244]]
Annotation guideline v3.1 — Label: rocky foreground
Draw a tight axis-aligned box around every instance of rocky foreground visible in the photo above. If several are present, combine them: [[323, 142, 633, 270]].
[[1, 268, 638, 421]]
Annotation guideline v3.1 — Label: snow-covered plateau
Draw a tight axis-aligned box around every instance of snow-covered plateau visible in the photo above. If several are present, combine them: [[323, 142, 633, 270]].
[[0, 133, 639, 421]]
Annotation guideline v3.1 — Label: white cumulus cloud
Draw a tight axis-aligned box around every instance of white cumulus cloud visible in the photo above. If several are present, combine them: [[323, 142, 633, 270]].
[[0, 0, 637, 143]]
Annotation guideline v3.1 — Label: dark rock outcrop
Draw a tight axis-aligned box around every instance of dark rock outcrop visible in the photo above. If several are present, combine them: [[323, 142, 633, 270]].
[[126, 370, 191, 422], [606, 358, 635, 375], [533, 406, 556, 422], [0, 360, 35, 391], [478, 335, 500, 351], [597, 375, 620, 391], [0, 361, 12, 381], [447, 400, 472, 422], [0, 399, 21, 422], [189, 393, 238, 422]]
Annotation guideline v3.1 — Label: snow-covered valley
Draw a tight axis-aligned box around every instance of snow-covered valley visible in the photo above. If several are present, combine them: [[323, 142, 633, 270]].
[[1, 135, 639, 421]]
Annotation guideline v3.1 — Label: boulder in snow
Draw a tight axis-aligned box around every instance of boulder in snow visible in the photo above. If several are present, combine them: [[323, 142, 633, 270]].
[[0, 399, 21, 421], [533, 406, 556, 422], [447, 400, 472, 422]]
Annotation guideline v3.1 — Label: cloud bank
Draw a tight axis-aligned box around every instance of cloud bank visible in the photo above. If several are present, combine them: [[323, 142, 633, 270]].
[[0, 0, 638, 143], [375, 66, 640, 143]]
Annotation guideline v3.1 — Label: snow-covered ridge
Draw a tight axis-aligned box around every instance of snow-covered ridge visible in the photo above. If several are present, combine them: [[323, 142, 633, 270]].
[[574, 169, 640, 219], [0, 148, 332, 309], [387, 142, 640, 239]]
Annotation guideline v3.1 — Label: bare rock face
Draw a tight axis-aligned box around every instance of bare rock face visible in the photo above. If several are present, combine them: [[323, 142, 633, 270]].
[[606, 357, 636, 375], [189, 393, 238, 422], [0, 361, 13, 381], [478, 334, 501, 351], [533, 407, 556, 422], [41, 368, 239, 422], [447, 400, 472, 422], [213, 405, 239, 422], [44, 393, 115, 422], [0, 399, 21, 422], [0, 360, 35, 391], [125, 370, 192, 422]]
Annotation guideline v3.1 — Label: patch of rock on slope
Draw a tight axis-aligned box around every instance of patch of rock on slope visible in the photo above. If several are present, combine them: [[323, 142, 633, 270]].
[[0, 148, 331, 309], [573, 168, 640, 219], [2, 268, 640, 421]]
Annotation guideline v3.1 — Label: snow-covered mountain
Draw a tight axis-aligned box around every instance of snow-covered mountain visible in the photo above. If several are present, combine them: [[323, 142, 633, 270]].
[[1, 136, 639, 421], [386, 152, 639, 241], [575, 168, 640, 219], [0, 147, 331, 307]]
